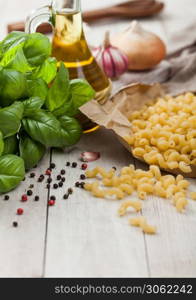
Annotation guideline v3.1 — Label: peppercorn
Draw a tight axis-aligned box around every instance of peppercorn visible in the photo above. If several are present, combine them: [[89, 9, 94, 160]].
[[63, 194, 69, 200], [21, 194, 28, 202], [72, 162, 77, 168], [61, 177, 66, 182], [50, 196, 56, 201], [34, 196, 39, 201], [4, 195, 9, 201], [47, 178, 52, 183], [13, 221, 18, 227], [45, 169, 51, 176], [57, 175, 61, 181], [81, 163, 88, 170], [50, 163, 56, 169], [80, 174, 86, 180], [68, 188, 73, 195], [59, 182, 63, 187], [75, 182, 80, 187], [17, 208, 24, 215], [27, 190, 33, 196], [53, 184, 58, 189], [29, 184, 34, 189], [80, 182, 85, 189], [48, 200, 55, 206], [66, 162, 70, 166], [22, 177, 26, 181], [61, 169, 66, 175], [30, 173, 35, 178]]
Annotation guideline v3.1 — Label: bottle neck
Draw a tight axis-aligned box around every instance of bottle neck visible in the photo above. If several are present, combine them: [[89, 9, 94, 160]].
[[52, 0, 81, 13]]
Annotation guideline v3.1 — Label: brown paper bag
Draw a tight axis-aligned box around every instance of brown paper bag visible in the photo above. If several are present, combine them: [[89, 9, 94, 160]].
[[80, 83, 196, 178]]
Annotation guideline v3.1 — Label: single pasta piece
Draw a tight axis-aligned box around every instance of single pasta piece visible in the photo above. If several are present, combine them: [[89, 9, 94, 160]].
[[119, 184, 134, 195], [175, 197, 188, 213], [118, 200, 142, 216], [190, 192, 196, 200], [129, 217, 156, 234], [105, 188, 125, 200]]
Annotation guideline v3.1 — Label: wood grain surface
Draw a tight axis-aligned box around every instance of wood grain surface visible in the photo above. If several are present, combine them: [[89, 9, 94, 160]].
[[0, 0, 196, 278]]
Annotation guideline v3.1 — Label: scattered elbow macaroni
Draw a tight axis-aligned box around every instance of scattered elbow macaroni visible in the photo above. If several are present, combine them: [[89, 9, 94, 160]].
[[124, 93, 196, 173], [84, 165, 190, 213], [129, 217, 156, 234]]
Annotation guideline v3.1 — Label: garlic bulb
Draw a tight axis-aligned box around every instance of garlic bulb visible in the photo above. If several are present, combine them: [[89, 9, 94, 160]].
[[111, 21, 166, 71], [93, 31, 128, 79]]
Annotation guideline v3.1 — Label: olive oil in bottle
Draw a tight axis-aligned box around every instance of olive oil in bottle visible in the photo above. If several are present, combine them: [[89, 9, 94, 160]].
[[51, 10, 112, 131]]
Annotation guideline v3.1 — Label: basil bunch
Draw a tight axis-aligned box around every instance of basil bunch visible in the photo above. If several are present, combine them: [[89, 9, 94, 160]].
[[0, 32, 95, 193]]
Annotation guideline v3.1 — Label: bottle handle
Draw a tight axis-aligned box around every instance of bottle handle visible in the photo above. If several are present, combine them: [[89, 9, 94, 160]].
[[25, 5, 53, 33]]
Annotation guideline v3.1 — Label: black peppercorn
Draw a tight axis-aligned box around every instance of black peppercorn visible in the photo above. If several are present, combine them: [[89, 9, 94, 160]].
[[30, 173, 35, 178], [66, 162, 70, 166], [80, 182, 85, 189], [53, 184, 58, 189], [61, 177, 66, 182], [59, 182, 63, 187], [80, 174, 86, 180], [61, 169, 66, 175], [29, 184, 34, 189], [27, 190, 33, 196], [72, 162, 77, 168], [13, 221, 18, 227], [34, 196, 39, 201], [4, 195, 9, 200], [50, 163, 56, 169], [50, 195, 56, 201], [68, 188, 73, 194], [47, 178, 52, 183], [57, 175, 61, 181], [75, 182, 80, 187], [63, 194, 69, 200]]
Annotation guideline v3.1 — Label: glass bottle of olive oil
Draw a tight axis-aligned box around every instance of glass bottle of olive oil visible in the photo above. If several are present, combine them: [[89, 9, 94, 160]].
[[26, 0, 112, 132]]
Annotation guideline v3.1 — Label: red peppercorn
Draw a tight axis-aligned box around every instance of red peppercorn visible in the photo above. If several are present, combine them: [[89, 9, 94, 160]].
[[21, 194, 28, 202], [81, 163, 88, 170], [48, 200, 55, 206], [45, 169, 51, 175], [17, 208, 24, 215]]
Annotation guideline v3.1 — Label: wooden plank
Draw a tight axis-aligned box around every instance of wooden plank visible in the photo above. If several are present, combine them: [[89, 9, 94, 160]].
[[44, 129, 149, 277], [0, 152, 51, 278]]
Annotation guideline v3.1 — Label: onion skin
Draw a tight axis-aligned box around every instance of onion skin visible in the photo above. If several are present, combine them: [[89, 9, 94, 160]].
[[111, 21, 166, 71]]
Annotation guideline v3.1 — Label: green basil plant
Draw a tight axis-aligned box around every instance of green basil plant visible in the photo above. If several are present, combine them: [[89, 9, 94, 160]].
[[0, 31, 95, 193]]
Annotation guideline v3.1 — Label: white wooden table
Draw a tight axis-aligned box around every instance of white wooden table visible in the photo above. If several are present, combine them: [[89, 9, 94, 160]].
[[0, 0, 196, 278]]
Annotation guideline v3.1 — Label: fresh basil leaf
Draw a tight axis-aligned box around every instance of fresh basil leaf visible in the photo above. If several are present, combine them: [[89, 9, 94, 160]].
[[22, 110, 63, 147], [0, 102, 24, 138], [0, 131, 4, 156], [0, 68, 27, 106], [2, 135, 18, 155], [33, 57, 57, 84], [23, 33, 51, 66], [19, 134, 45, 170], [45, 63, 70, 112], [0, 31, 27, 54], [58, 115, 82, 146], [69, 79, 95, 115], [23, 97, 45, 116], [27, 78, 48, 101], [0, 154, 25, 193], [53, 79, 95, 117], [4, 47, 32, 73]]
